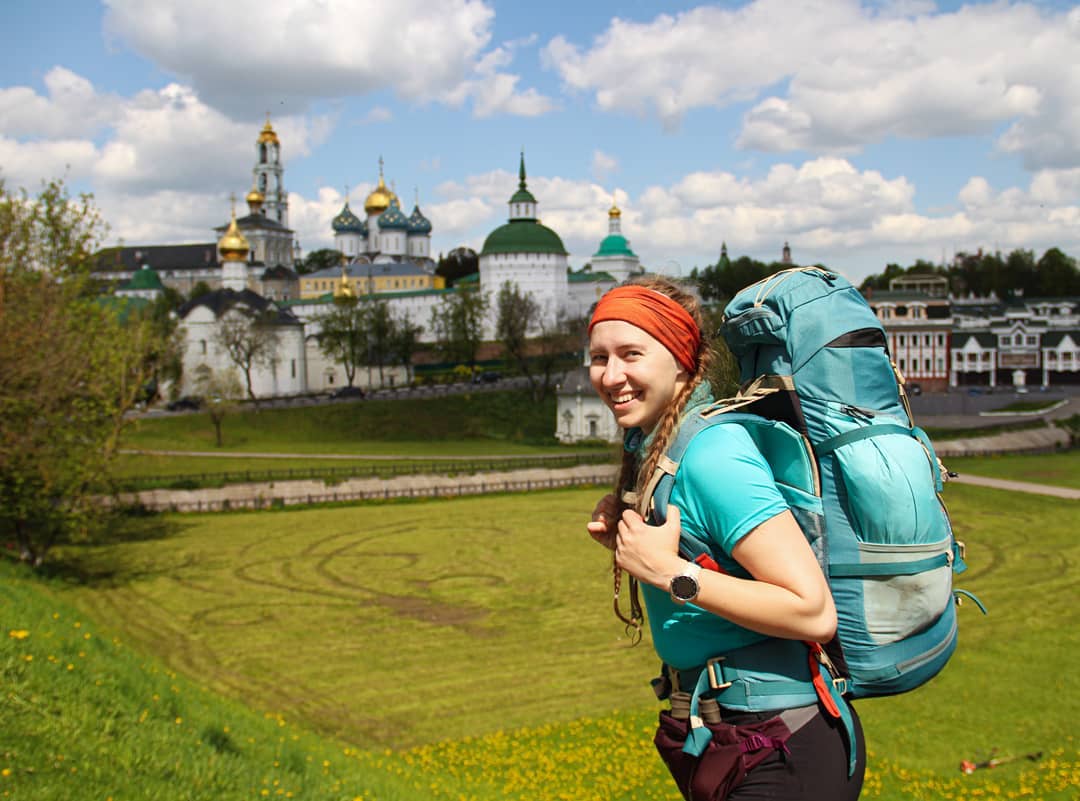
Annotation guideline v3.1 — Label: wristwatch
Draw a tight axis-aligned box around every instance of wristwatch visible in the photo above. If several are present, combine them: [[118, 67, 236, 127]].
[[669, 561, 702, 605]]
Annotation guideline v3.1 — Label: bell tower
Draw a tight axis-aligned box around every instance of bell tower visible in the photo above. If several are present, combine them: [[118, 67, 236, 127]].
[[253, 114, 288, 226]]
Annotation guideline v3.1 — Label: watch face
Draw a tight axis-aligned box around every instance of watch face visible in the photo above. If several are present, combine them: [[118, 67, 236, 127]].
[[671, 574, 699, 601]]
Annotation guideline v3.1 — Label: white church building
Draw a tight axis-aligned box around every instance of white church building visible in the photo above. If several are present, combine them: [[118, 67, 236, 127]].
[[169, 121, 629, 399]]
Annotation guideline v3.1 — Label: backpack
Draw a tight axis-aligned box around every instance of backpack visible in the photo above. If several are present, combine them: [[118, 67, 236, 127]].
[[640, 268, 982, 762]]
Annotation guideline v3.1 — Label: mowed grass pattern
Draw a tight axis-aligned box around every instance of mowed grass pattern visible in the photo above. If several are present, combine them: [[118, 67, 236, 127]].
[[56, 490, 660, 750], [15, 481, 1080, 799]]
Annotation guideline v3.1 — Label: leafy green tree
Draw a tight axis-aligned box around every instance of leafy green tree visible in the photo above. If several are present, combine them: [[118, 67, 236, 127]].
[[300, 248, 344, 276], [188, 280, 213, 302], [435, 247, 479, 286], [195, 367, 244, 447], [1036, 248, 1080, 296], [495, 281, 584, 401], [0, 179, 171, 566], [214, 305, 282, 407], [366, 298, 394, 386], [429, 286, 489, 372], [317, 295, 369, 388], [693, 254, 778, 303], [388, 311, 423, 385], [495, 280, 538, 374]]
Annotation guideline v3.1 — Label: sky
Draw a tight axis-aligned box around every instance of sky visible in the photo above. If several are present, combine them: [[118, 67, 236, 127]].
[[2, 0, 1079, 285]]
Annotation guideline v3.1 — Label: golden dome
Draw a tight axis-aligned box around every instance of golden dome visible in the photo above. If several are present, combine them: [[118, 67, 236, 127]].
[[364, 174, 392, 215], [246, 187, 265, 206], [334, 264, 355, 299], [218, 212, 250, 261], [609, 203, 622, 218], [257, 116, 279, 145]]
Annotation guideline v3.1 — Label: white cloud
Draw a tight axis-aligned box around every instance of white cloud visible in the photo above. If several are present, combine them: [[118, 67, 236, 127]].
[[440, 44, 557, 118], [102, 0, 550, 119], [0, 67, 121, 139], [360, 106, 393, 125], [0, 70, 331, 199], [0, 136, 99, 189], [591, 150, 618, 183], [545, 1, 1080, 168]]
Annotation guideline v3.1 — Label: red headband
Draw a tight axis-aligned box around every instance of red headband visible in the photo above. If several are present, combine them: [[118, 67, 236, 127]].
[[588, 285, 701, 373]]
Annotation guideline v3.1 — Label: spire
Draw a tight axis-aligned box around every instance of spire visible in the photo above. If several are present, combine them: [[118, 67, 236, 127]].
[[519, 149, 527, 189]]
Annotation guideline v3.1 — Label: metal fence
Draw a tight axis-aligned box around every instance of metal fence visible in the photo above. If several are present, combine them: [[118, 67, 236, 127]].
[[139, 472, 611, 513], [123, 452, 615, 491]]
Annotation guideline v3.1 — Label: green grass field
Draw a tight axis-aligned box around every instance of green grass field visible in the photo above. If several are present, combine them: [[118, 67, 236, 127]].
[[3, 479, 1077, 800], [945, 449, 1080, 489], [123, 391, 561, 454]]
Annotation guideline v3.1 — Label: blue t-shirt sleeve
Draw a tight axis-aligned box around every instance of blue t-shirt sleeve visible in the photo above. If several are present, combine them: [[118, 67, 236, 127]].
[[671, 424, 788, 559]]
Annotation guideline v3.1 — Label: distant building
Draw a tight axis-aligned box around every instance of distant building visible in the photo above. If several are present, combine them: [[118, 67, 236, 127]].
[[555, 364, 621, 444], [864, 279, 1080, 390], [865, 283, 953, 392], [93, 118, 298, 299], [175, 214, 306, 398]]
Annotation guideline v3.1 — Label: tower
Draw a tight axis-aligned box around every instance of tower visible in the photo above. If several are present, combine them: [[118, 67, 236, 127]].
[[253, 115, 288, 226], [591, 200, 640, 284]]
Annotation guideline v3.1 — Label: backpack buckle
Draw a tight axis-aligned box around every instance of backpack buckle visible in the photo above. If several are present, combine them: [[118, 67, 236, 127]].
[[706, 656, 732, 691]]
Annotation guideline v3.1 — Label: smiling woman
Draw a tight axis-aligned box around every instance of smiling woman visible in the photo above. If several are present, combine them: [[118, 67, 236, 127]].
[[584, 277, 864, 801]]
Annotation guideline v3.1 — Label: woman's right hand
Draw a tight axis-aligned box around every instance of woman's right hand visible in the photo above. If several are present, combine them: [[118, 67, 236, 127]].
[[586, 493, 619, 550]]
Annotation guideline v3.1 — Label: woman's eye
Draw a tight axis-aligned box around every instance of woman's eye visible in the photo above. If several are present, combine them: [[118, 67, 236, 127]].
[[590, 355, 607, 365]]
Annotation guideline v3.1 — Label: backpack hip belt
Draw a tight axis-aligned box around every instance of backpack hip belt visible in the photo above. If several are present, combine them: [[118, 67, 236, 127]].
[[657, 637, 858, 775]]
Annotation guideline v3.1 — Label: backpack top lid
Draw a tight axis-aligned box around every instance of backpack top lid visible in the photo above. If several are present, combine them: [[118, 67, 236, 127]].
[[720, 268, 885, 376]]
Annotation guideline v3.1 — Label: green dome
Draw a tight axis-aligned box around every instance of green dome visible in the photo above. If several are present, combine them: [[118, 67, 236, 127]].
[[332, 202, 366, 234], [481, 220, 567, 256], [123, 266, 164, 291], [594, 234, 636, 258], [510, 186, 537, 206], [378, 198, 408, 230]]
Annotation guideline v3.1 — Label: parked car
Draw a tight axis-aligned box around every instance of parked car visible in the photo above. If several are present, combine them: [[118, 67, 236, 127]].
[[166, 396, 203, 412], [908, 383, 923, 396], [472, 371, 500, 384], [329, 385, 365, 399]]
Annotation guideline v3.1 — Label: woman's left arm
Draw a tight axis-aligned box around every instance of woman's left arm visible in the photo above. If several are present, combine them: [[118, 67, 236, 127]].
[[615, 506, 837, 643]]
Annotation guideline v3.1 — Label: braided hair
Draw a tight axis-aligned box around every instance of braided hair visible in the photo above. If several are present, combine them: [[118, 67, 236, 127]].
[[604, 275, 718, 641]]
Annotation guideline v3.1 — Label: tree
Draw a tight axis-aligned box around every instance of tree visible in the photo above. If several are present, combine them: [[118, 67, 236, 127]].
[[195, 367, 244, 447], [317, 295, 370, 388], [388, 311, 423, 384], [495, 280, 538, 372], [1036, 248, 1080, 296], [435, 247, 479, 286], [299, 248, 344, 276], [214, 304, 282, 407], [366, 298, 394, 386], [429, 286, 489, 372], [693, 254, 779, 303], [0, 179, 171, 566], [188, 280, 213, 302], [495, 282, 584, 401]]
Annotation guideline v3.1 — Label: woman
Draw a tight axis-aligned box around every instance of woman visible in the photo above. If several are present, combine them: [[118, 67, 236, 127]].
[[586, 276, 865, 801]]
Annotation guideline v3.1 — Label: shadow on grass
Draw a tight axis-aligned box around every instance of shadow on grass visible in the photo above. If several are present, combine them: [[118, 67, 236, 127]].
[[36, 508, 194, 587]]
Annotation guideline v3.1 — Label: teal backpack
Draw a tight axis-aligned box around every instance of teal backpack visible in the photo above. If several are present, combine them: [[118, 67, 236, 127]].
[[640, 267, 983, 766]]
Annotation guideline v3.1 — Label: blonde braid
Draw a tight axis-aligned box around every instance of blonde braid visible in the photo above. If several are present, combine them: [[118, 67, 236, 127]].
[[606, 275, 716, 643]]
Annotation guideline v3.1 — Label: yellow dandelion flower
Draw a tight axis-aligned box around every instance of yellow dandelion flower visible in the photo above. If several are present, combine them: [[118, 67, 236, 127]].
[[1, 768, 11, 777], [8, 630, 29, 640], [66, 664, 74, 671], [23, 655, 32, 662], [174, 717, 182, 725]]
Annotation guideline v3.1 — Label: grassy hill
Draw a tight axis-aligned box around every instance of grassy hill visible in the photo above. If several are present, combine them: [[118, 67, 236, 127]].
[[3, 480, 1076, 799], [123, 390, 562, 454]]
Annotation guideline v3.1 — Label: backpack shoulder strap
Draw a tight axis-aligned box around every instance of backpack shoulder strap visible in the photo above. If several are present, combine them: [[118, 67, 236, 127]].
[[641, 403, 824, 567]]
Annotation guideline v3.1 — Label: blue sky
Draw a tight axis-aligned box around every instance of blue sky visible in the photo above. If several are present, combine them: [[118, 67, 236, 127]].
[[2, 0, 1079, 284]]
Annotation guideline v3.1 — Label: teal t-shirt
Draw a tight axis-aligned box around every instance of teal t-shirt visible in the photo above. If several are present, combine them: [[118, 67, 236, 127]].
[[639, 422, 789, 670]]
